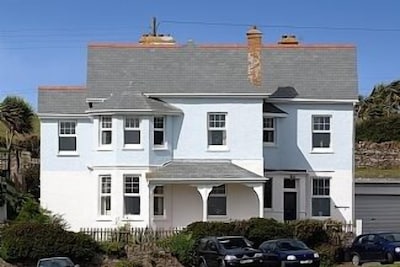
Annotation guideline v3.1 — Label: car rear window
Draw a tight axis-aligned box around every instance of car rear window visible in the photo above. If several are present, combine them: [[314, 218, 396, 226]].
[[218, 237, 250, 249]]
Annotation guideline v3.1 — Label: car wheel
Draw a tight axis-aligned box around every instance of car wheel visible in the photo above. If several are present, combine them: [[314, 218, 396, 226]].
[[385, 252, 394, 264], [352, 254, 361, 266]]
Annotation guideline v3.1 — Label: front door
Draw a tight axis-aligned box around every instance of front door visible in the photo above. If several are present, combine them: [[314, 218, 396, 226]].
[[284, 192, 297, 221]]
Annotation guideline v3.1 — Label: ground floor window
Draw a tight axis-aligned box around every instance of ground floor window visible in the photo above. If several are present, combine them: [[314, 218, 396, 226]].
[[208, 185, 226, 216], [312, 177, 331, 216], [124, 175, 140, 215], [154, 186, 164, 216], [264, 178, 272, 208], [100, 175, 111, 216]]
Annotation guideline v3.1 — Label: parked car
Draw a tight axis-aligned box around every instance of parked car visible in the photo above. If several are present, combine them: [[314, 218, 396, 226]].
[[348, 232, 400, 265], [258, 239, 320, 267], [196, 236, 264, 266], [37, 257, 79, 267]]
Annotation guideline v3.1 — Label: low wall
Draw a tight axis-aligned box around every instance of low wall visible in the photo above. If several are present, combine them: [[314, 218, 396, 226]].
[[356, 141, 400, 168]]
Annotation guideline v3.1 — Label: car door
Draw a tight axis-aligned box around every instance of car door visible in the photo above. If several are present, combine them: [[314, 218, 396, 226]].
[[260, 242, 280, 267], [203, 240, 220, 267]]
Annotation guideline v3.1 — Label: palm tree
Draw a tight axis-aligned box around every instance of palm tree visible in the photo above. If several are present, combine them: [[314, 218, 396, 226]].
[[0, 96, 34, 214]]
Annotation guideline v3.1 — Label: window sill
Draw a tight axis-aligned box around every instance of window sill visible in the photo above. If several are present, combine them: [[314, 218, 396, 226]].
[[207, 215, 228, 219], [153, 215, 167, 221], [96, 216, 113, 222], [310, 149, 334, 154], [153, 146, 168, 151], [121, 215, 143, 221], [207, 146, 229, 152], [97, 147, 113, 151], [263, 143, 277, 148], [122, 146, 144, 151], [311, 216, 331, 220], [57, 152, 79, 157]]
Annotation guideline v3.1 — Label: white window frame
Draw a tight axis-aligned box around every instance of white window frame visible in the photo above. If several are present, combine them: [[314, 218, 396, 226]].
[[208, 185, 227, 216], [312, 115, 331, 152], [99, 175, 111, 216], [263, 117, 276, 146], [207, 113, 227, 150], [153, 116, 166, 148], [123, 175, 141, 216], [124, 117, 141, 148], [58, 120, 77, 154], [311, 177, 331, 217], [99, 116, 112, 147], [153, 186, 165, 217]]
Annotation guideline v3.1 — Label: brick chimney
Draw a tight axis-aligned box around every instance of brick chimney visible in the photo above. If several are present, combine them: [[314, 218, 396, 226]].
[[247, 26, 262, 86]]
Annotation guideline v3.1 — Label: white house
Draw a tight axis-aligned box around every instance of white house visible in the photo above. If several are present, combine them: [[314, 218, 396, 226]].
[[38, 27, 358, 231]]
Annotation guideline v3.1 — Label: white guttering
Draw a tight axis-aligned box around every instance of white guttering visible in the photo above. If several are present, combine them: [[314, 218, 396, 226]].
[[38, 113, 88, 119], [85, 109, 182, 115], [268, 98, 358, 104]]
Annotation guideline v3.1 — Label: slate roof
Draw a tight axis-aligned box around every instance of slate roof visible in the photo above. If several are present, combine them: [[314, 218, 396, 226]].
[[38, 42, 358, 114], [86, 44, 357, 99], [146, 160, 264, 180]]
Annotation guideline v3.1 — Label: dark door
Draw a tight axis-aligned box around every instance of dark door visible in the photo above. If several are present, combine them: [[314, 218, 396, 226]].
[[284, 192, 297, 221]]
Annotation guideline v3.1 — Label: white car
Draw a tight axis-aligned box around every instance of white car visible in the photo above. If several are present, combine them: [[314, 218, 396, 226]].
[[36, 257, 79, 267]]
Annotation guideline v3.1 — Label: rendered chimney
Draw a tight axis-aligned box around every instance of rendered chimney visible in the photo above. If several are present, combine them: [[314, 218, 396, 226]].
[[247, 26, 262, 86]]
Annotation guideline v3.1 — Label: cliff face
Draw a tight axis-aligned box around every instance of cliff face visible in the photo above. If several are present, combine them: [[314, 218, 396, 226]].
[[356, 141, 400, 168]]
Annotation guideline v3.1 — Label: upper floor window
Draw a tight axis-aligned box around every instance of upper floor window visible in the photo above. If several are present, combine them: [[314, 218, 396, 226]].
[[208, 113, 227, 147], [99, 175, 111, 216], [124, 117, 141, 146], [153, 117, 165, 147], [124, 175, 140, 215], [100, 116, 112, 146], [312, 177, 330, 216], [312, 116, 331, 149], [154, 186, 164, 216], [208, 185, 227, 216], [263, 117, 275, 145], [59, 121, 76, 152]]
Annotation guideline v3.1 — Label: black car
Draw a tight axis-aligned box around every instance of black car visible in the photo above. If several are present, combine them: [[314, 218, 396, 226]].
[[259, 239, 320, 267], [348, 232, 400, 265], [37, 257, 79, 267], [196, 236, 264, 267]]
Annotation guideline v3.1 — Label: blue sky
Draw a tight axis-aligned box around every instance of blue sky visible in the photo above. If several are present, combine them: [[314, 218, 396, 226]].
[[1, 0, 399, 110]]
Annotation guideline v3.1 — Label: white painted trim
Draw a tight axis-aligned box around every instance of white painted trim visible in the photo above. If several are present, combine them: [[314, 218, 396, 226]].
[[268, 98, 358, 104], [147, 177, 267, 184], [38, 113, 88, 119], [86, 109, 182, 115], [263, 112, 288, 118], [144, 93, 271, 98]]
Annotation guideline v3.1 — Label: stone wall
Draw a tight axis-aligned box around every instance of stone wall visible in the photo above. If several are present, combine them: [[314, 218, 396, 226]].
[[356, 141, 400, 168]]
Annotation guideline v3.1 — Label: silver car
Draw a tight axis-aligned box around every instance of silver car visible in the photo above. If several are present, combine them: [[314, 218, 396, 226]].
[[37, 257, 79, 267]]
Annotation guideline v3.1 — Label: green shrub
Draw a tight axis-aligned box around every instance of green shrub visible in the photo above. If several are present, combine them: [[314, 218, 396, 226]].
[[291, 219, 328, 247], [356, 115, 400, 142], [0, 222, 99, 264], [99, 241, 126, 258], [246, 218, 293, 247], [158, 232, 196, 267], [314, 243, 344, 267]]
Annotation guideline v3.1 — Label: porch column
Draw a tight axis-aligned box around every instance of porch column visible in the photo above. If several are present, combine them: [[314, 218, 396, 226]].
[[245, 183, 264, 218], [148, 184, 156, 229], [196, 185, 213, 222]]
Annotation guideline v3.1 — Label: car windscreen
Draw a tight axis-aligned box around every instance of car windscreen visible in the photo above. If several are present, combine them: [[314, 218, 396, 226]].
[[218, 237, 251, 249], [381, 233, 400, 242], [277, 240, 308, 251], [38, 259, 74, 267]]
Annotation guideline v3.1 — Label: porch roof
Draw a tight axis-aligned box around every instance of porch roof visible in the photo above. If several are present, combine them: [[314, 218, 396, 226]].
[[147, 160, 267, 184]]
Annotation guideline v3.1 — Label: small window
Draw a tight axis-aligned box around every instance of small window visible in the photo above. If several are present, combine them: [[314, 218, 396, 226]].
[[100, 175, 111, 216], [284, 178, 296, 189], [312, 116, 331, 149], [208, 185, 227, 216], [100, 116, 112, 145], [153, 117, 165, 146], [263, 117, 275, 144], [264, 178, 272, 208], [312, 177, 330, 216], [208, 113, 227, 146], [124, 117, 141, 145], [124, 175, 140, 215], [154, 186, 164, 216], [59, 121, 76, 152]]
